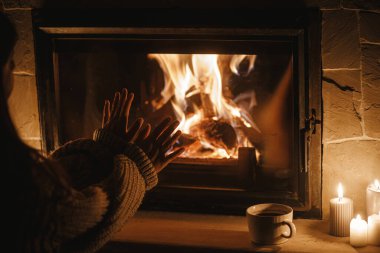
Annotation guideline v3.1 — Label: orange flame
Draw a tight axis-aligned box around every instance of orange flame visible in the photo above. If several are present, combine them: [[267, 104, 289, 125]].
[[230, 55, 256, 76], [148, 54, 259, 158]]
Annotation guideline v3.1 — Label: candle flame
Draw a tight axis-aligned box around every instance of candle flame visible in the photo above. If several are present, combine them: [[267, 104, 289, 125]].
[[375, 179, 380, 190], [338, 183, 343, 200]]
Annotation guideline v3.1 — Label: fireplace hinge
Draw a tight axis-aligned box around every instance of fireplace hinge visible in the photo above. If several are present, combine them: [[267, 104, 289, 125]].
[[306, 109, 321, 134]]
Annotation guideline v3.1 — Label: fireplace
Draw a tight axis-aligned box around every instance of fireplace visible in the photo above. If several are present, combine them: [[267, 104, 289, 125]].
[[33, 9, 321, 217]]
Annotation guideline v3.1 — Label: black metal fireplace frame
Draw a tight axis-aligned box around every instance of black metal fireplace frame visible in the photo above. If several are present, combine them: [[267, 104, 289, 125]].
[[32, 9, 321, 218]]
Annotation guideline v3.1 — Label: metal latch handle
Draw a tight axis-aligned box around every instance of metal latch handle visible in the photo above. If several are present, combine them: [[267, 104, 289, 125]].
[[306, 108, 321, 134]]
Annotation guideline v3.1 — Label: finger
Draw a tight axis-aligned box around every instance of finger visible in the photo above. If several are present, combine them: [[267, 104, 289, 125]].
[[118, 88, 128, 118], [150, 117, 172, 141], [136, 123, 151, 144], [165, 147, 185, 161], [125, 118, 144, 142], [123, 92, 134, 128], [160, 147, 185, 169], [161, 130, 182, 153], [156, 120, 180, 146], [113, 89, 126, 118], [111, 92, 120, 117], [102, 100, 110, 127]]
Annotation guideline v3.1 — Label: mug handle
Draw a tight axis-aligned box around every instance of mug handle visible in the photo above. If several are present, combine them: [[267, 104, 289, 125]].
[[281, 219, 296, 239]]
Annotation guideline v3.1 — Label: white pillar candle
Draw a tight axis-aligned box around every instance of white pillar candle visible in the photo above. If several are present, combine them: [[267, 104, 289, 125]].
[[368, 212, 380, 246], [350, 214, 367, 247], [366, 179, 380, 216], [330, 183, 353, 237]]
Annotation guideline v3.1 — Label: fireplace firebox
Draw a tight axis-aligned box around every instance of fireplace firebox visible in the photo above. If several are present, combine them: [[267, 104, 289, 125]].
[[33, 9, 321, 217]]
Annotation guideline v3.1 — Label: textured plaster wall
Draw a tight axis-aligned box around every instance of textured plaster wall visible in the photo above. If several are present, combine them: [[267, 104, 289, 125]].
[[1, 0, 380, 218]]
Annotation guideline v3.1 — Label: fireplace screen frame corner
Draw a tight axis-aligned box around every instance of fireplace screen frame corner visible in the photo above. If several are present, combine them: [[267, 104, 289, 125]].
[[33, 9, 322, 218]]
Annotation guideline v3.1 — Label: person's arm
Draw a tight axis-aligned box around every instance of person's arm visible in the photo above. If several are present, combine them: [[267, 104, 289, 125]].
[[49, 138, 152, 253], [48, 88, 183, 253]]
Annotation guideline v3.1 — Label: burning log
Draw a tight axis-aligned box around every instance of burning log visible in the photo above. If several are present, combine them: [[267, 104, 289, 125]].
[[200, 92, 215, 118], [194, 119, 237, 151], [185, 85, 215, 118], [148, 53, 262, 159], [177, 133, 198, 147], [175, 119, 238, 158]]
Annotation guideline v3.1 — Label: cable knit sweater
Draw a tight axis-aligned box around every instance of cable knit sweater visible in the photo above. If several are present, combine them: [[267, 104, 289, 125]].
[[21, 128, 158, 253]]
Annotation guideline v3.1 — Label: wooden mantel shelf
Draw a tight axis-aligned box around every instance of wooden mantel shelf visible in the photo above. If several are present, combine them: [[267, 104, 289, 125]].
[[99, 211, 379, 253]]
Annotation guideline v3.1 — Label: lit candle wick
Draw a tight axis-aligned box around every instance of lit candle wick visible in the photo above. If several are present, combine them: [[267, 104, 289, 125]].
[[338, 182, 343, 201]]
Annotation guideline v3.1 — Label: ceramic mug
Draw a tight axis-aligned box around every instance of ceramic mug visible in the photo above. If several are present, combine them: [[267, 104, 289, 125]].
[[246, 203, 296, 245]]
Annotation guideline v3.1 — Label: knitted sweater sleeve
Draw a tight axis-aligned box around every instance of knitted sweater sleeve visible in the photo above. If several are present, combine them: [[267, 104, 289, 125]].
[[48, 130, 158, 253]]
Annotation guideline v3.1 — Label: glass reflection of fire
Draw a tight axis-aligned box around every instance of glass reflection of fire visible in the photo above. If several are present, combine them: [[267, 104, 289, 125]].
[[148, 54, 260, 159]]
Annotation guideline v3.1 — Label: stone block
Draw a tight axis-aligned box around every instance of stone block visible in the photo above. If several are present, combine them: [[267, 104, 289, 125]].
[[360, 11, 380, 43], [362, 43, 380, 138], [23, 139, 42, 150], [322, 10, 361, 69], [322, 70, 362, 142], [342, 0, 380, 10], [6, 9, 35, 74], [362, 43, 380, 86], [363, 82, 380, 138], [319, 0, 341, 9], [2, 0, 31, 8], [8, 75, 41, 139], [361, 44, 380, 137], [322, 140, 380, 219]]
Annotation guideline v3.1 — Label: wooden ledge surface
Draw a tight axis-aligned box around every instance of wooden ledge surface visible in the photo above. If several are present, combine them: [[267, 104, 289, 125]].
[[100, 211, 379, 253]]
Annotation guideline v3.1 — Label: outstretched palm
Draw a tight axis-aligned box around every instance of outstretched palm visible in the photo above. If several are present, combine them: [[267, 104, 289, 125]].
[[102, 88, 143, 143], [102, 88, 184, 173], [136, 117, 184, 173]]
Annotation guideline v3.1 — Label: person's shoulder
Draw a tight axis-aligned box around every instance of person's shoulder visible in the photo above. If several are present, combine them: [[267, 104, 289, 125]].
[[50, 138, 113, 159], [29, 154, 72, 200]]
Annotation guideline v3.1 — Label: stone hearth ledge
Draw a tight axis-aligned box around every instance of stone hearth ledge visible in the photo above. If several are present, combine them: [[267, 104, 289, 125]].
[[99, 211, 379, 253]]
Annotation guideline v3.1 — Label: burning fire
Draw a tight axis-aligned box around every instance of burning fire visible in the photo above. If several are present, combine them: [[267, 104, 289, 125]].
[[148, 54, 259, 159]]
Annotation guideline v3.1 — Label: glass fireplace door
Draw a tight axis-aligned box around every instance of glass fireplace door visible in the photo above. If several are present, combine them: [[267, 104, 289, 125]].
[[33, 8, 321, 217]]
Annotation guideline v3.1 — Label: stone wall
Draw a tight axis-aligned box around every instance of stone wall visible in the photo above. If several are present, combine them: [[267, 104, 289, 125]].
[[321, 1, 380, 219], [2, 1, 41, 150], [1, 0, 380, 218]]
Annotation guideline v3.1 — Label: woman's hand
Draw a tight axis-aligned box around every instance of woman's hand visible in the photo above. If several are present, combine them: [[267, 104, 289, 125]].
[[136, 117, 185, 173], [102, 89, 184, 173], [102, 88, 144, 143]]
